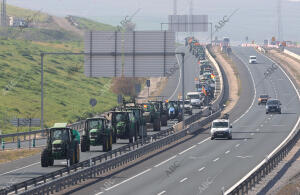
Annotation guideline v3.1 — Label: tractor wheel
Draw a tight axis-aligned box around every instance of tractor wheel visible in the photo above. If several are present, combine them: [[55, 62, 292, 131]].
[[103, 136, 108, 152], [41, 149, 51, 167], [161, 114, 168, 126], [134, 126, 138, 142], [49, 156, 54, 166], [112, 133, 117, 144], [81, 136, 90, 152], [153, 118, 161, 131]]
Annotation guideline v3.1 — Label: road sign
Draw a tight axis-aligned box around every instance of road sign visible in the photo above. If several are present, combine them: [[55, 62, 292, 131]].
[[117, 94, 123, 104], [168, 15, 208, 32], [84, 31, 176, 77], [135, 84, 141, 93], [10, 118, 40, 127], [89, 98, 97, 107], [146, 80, 150, 87]]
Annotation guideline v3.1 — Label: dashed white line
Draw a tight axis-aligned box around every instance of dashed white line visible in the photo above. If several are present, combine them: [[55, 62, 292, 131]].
[[256, 129, 259, 131], [225, 150, 230, 154], [244, 139, 247, 141], [260, 124, 263, 127], [154, 155, 177, 168], [157, 191, 166, 195], [103, 168, 152, 192], [95, 192, 104, 195], [198, 167, 205, 172], [198, 137, 210, 145], [0, 162, 40, 176], [178, 145, 196, 155], [251, 133, 255, 136], [180, 177, 188, 183], [235, 144, 240, 147], [213, 157, 220, 162]]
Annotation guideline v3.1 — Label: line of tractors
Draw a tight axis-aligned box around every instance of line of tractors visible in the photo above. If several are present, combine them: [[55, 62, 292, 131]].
[[41, 98, 185, 167]]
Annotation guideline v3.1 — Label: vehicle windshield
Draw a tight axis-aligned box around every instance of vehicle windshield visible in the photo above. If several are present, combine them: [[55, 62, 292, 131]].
[[115, 113, 126, 122], [212, 122, 229, 128], [267, 100, 279, 105], [260, 95, 268, 98], [187, 95, 200, 99], [87, 119, 102, 130], [51, 129, 69, 141], [250, 56, 256, 60], [184, 100, 190, 105]]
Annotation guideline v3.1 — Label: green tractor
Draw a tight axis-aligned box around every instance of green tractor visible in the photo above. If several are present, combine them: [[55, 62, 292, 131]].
[[107, 111, 138, 143], [149, 101, 168, 126], [142, 103, 161, 131], [41, 123, 80, 167], [122, 101, 147, 139], [81, 117, 113, 152]]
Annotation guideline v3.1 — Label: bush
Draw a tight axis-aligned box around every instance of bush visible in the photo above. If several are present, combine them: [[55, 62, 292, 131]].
[[111, 77, 140, 97]]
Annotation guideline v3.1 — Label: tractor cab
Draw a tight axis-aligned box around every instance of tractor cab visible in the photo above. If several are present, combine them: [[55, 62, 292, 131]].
[[41, 123, 80, 167]]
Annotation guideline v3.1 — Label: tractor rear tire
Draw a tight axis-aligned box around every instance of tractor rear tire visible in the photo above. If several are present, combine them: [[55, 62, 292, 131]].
[[75, 144, 80, 163], [108, 132, 113, 151], [112, 133, 117, 144], [41, 149, 51, 167], [81, 136, 90, 152], [153, 118, 161, 131], [161, 114, 168, 126], [103, 136, 109, 152]]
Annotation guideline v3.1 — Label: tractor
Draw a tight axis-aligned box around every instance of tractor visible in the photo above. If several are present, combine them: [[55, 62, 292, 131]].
[[81, 117, 113, 152], [107, 111, 138, 143], [142, 103, 161, 131], [41, 123, 80, 167], [149, 101, 168, 126]]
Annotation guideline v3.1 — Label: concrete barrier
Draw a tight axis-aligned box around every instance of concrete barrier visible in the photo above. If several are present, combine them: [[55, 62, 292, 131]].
[[284, 49, 300, 61]]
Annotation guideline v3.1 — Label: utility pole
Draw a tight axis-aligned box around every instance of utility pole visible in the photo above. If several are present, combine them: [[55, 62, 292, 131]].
[[1, 0, 6, 27], [189, 0, 194, 36], [277, 0, 283, 42], [173, 0, 178, 43]]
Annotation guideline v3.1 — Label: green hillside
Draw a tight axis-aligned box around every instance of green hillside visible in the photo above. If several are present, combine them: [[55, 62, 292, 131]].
[[0, 39, 118, 134], [67, 16, 116, 31]]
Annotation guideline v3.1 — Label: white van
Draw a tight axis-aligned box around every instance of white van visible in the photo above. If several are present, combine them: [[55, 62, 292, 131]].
[[186, 92, 202, 108], [249, 56, 257, 64]]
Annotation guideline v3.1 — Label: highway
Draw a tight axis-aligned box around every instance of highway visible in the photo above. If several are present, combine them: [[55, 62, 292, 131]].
[[70, 47, 300, 195], [286, 47, 300, 56], [0, 47, 200, 190]]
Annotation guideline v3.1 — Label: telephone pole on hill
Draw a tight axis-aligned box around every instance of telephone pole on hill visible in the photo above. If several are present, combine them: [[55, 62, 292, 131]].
[[1, 0, 6, 27]]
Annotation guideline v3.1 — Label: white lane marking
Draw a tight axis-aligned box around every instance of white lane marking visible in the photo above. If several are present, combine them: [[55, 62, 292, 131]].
[[178, 145, 196, 155], [167, 55, 182, 100], [180, 177, 188, 183], [268, 118, 271, 120], [154, 155, 177, 168], [0, 162, 40, 176], [198, 167, 205, 172], [157, 191, 166, 195], [95, 192, 103, 195], [232, 54, 257, 125], [198, 137, 210, 145], [236, 156, 252, 159], [256, 129, 259, 131], [103, 168, 152, 192], [235, 144, 240, 147], [213, 157, 220, 162], [260, 124, 263, 127], [244, 139, 247, 141], [225, 150, 230, 154], [225, 50, 300, 195], [251, 133, 255, 136]]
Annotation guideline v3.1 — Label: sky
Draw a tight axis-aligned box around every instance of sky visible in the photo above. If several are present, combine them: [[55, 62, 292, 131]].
[[7, 0, 300, 43]]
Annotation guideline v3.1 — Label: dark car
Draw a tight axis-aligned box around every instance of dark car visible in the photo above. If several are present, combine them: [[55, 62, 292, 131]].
[[266, 99, 281, 114], [258, 94, 269, 105]]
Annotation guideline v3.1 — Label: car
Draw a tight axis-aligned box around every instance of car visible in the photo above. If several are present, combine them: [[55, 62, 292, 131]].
[[210, 119, 232, 140], [179, 100, 193, 115], [266, 99, 281, 114], [258, 94, 269, 105], [249, 56, 257, 64]]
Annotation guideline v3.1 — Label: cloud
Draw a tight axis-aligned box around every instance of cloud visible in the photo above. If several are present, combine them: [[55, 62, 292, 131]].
[[288, 0, 300, 2]]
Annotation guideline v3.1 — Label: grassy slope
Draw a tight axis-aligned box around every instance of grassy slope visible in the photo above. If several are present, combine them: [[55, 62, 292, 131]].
[[0, 39, 118, 134], [69, 16, 116, 31], [6, 4, 50, 22]]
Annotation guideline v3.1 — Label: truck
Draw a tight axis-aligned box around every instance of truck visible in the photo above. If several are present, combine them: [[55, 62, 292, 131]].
[[41, 123, 80, 167], [80, 117, 113, 152], [186, 92, 203, 108]]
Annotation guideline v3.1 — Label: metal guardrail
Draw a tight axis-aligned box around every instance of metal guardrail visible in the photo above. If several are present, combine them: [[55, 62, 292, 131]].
[[226, 129, 300, 195], [16, 110, 222, 195]]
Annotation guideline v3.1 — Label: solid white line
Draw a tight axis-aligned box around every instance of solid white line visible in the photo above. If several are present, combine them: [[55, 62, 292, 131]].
[[225, 50, 300, 195], [180, 177, 188, 183], [198, 167, 205, 172], [0, 162, 40, 176], [168, 55, 182, 100], [178, 145, 196, 155], [213, 157, 220, 162], [225, 150, 230, 154], [232, 54, 257, 125], [235, 144, 240, 147], [157, 191, 166, 195], [154, 155, 177, 168], [95, 192, 104, 195], [198, 137, 210, 145], [104, 168, 152, 191]]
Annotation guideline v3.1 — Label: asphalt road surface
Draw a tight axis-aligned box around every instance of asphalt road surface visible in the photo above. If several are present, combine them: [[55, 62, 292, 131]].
[[71, 47, 300, 195], [286, 47, 300, 56], [0, 47, 200, 190]]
